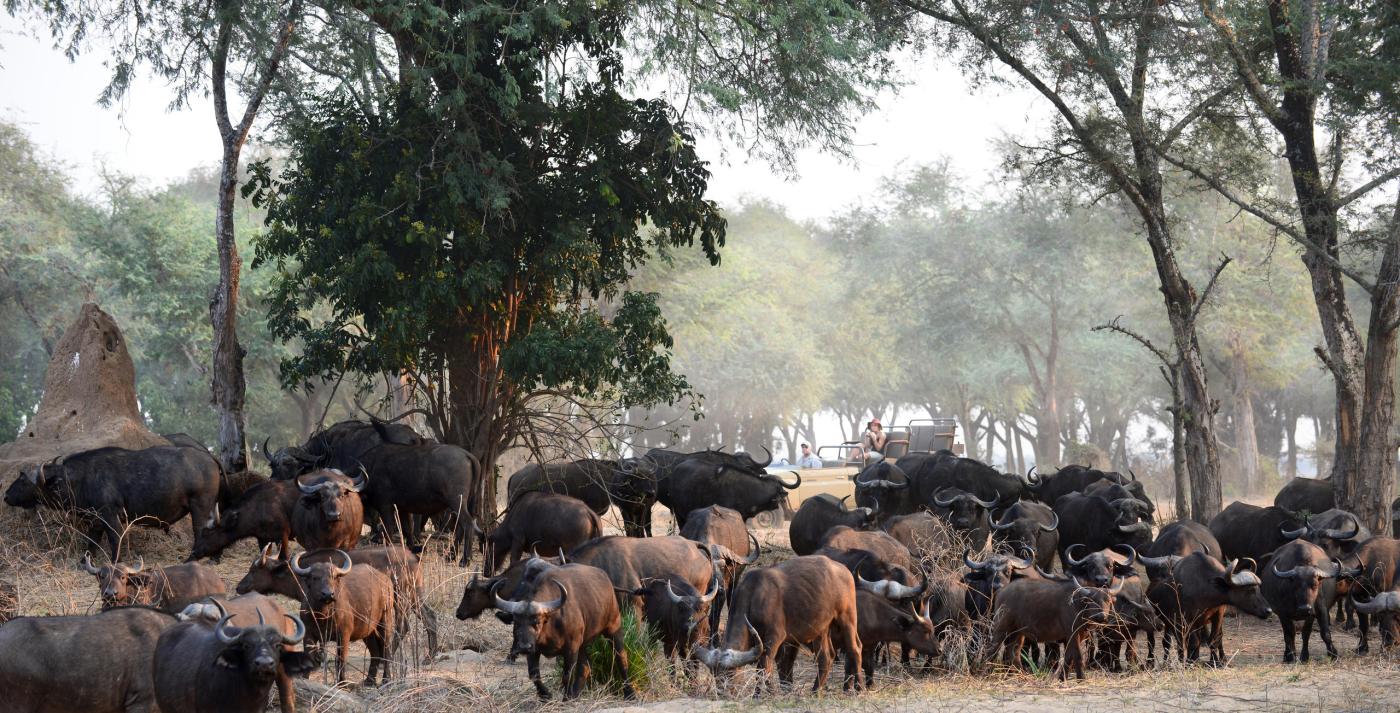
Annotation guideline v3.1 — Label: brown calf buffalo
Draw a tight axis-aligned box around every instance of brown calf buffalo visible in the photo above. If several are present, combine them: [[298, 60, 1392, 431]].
[[986, 576, 1119, 680]]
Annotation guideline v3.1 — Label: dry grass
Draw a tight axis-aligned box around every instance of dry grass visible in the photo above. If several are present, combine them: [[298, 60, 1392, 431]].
[[4, 506, 1400, 712]]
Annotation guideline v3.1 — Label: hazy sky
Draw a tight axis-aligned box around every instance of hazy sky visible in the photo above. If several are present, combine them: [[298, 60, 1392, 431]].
[[1, 14, 1049, 224]]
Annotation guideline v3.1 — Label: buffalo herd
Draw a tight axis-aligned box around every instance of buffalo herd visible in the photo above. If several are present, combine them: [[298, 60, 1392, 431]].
[[4, 426, 1400, 709]]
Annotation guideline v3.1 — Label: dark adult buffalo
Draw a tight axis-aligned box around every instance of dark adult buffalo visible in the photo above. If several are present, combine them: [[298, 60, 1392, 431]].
[[1261, 539, 1340, 663], [633, 574, 721, 659], [1209, 501, 1304, 561], [985, 576, 1119, 680], [1139, 520, 1222, 582], [189, 478, 299, 562], [1062, 544, 1138, 589], [1025, 464, 1151, 510], [153, 606, 308, 713], [485, 492, 601, 574], [854, 590, 937, 688], [1146, 553, 1272, 664], [1274, 477, 1335, 514], [640, 447, 773, 536], [82, 556, 227, 613], [265, 419, 480, 561], [496, 562, 634, 700], [887, 451, 1026, 513], [679, 504, 761, 607], [852, 460, 913, 522], [176, 593, 309, 713], [507, 458, 657, 536], [790, 495, 874, 556], [694, 555, 863, 694], [290, 551, 396, 685], [660, 458, 799, 528], [292, 469, 366, 551], [961, 550, 1035, 620], [567, 536, 718, 610], [4, 446, 221, 561], [989, 501, 1060, 571], [1053, 492, 1153, 565], [0, 606, 176, 713], [930, 487, 997, 550], [1280, 509, 1367, 558]]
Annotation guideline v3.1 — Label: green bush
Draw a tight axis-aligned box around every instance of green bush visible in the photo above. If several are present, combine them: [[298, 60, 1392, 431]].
[[563, 607, 663, 696]]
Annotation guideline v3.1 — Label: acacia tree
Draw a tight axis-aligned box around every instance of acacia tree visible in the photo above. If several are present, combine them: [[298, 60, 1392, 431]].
[[887, 0, 1236, 521]]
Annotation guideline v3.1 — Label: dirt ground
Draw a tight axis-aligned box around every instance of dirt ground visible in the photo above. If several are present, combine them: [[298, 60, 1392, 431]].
[[4, 508, 1399, 713]]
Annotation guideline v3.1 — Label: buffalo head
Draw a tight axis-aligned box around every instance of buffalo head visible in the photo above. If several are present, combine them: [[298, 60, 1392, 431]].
[[296, 469, 366, 522], [289, 549, 353, 610], [210, 602, 306, 682], [82, 553, 149, 608]]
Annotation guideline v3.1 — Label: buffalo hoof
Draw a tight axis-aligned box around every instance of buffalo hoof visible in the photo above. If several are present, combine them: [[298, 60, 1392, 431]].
[[1282, 652, 1295, 664], [361, 677, 379, 688], [1357, 644, 1369, 655], [1344, 620, 1356, 632], [622, 684, 636, 700]]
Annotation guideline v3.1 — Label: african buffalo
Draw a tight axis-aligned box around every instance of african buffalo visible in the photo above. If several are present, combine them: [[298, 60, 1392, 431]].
[[816, 526, 923, 600], [852, 460, 913, 521], [634, 574, 721, 659], [1337, 537, 1400, 652], [290, 550, 396, 685], [1053, 492, 1153, 565], [854, 590, 936, 688], [694, 555, 863, 693], [1026, 464, 1152, 511], [4, 446, 221, 561], [292, 469, 365, 550], [1147, 553, 1272, 665], [264, 418, 422, 480], [153, 605, 308, 713], [789, 494, 873, 556], [0, 606, 175, 713], [507, 458, 657, 535], [985, 576, 1119, 680], [485, 492, 601, 574], [177, 593, 309, 713], [930, 487, 997, 550], [883, 511, 955, 562], [640, 447, 774, 536], [989, 501, 1060, 571], [355, 438, 480, 564], [496, 562, 634, 700], [1274, 477, 1335, 514], [1139, 520, 1222, 582], [1280, 509, 1366, 558], [567, 536, 718, 611], [962, 550, 1035, 619], [1261, 539, 1340, 663], [661, 458, 799, 527], [82, 555, 227, 613], [456, 554, 566, 622], [189, 478, 299, 562], [858, 452, 1023, 520], [1209, 501, 1304, 561], [1062, 544, 1138, 589]]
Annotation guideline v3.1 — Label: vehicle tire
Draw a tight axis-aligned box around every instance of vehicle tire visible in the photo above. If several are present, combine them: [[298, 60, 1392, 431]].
[[752, 509, 783, 530]]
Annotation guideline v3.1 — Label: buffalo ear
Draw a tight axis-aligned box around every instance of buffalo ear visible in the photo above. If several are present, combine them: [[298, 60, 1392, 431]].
[[280, 650, 317, 678], [1212, 576, 1229, 592], [494, 612, 514, 625], [895, 616, 914, 631]]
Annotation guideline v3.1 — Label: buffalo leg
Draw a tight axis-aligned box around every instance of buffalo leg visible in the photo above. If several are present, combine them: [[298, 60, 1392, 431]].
[[527, 653, 551, 700], [1316, 604, 1338, 660], [365, 634, 385, 686], [1281, 616, 1297, 663], [812, 635, 833, 692], [562, 648, 582, 700], [775, 642, 798, 686], [1301, 615, 1316, 663], [609, 628, 635, 699], [336, 632, 349, 684], [756, 648, 779, 697]]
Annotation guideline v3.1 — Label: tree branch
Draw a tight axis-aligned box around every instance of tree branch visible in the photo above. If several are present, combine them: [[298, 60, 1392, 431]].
[[1338, 167, 1400, 208]]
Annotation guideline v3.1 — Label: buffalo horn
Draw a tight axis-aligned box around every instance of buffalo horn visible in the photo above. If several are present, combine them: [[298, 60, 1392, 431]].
[[1271, 562, 1299, 580], [492, 581, 529, 616], [331, 550, 353, 576], [973, 493, 999, 509], [664, 578, 687, 605], [1107, 578, 1124, 595], [532, 582, 568, 614], [290, 552, 312, 576], [933, 488, 959, 507], [1323, 513, 1361, 541], [769, 469, 801, 490], [296, 476, 325, 495], [1138, 553, 1176, 569], [744, 531, 761, 564], [963, 549, 987, 571], [282, 614, 307, 645], [990, 512, 1017, 531], [699, 574, 721, 603], [1352, 590, 1400, 614], [1040, 511, 1060, 532], [1025, 465, 1041, 488], [260, 437, 273, 463], [1325, 558, 1342, 578], [1111, 544, 1139, 568], [214, 613, 244, 644], [1007, 553, 1033, 570], [1280, 523, 1309, 540], [349, 464, 369, 493], [1117, 521, 1152, 534], [81, 552, 102, 575], [1064, 543, 1088, 567]]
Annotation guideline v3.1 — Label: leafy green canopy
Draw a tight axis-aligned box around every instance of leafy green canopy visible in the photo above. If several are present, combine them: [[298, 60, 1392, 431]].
[[248, 0, 728, 447]]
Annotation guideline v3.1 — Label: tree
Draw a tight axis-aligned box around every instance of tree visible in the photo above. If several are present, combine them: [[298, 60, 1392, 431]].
[[887, 0, 1236, 521], [1163, 0, 1400, 532]]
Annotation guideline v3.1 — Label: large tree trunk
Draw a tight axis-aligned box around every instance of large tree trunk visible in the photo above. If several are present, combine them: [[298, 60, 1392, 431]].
[[1284, 407, 1299, 480], [1228, 333, 1260, 494], [1347, 199, 1400, 534], [210, 141, 248, 473]]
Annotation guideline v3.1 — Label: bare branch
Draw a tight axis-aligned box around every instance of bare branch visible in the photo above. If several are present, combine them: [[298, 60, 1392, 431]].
[[1337, 167, 1400, 208]]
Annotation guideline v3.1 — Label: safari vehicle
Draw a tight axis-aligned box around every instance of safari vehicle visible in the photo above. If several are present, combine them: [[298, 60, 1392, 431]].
[[749, 418, 962, 529]]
